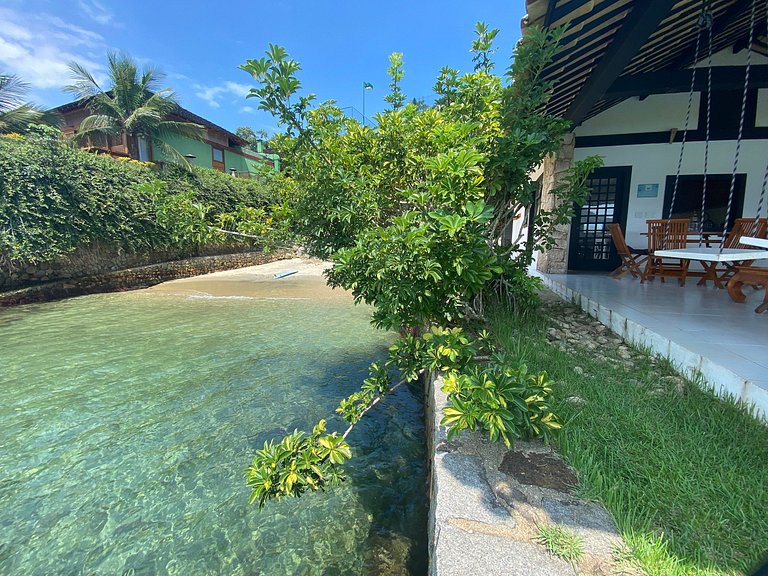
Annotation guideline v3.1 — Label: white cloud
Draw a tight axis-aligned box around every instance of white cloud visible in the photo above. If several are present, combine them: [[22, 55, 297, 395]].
[[0, 8, 107, 90], [77, 0, 114, 25], [240, 105, 255, 113], [224, 81, 251, 98], [194, 81, 253, 108]]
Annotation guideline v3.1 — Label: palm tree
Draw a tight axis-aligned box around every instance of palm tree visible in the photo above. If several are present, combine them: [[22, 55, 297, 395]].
[[64, 51, 204, 164], [0, 73, 58, 134]]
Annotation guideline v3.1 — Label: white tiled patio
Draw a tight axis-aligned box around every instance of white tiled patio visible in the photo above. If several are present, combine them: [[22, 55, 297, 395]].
[[535, 271, 768, 419]]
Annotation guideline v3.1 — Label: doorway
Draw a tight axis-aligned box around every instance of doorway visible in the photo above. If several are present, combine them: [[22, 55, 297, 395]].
[[568, 166, 631, 271]]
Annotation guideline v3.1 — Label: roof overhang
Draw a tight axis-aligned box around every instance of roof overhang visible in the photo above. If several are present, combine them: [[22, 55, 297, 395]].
[[523, 0, 768, 126], [51, 94, 249, 147]]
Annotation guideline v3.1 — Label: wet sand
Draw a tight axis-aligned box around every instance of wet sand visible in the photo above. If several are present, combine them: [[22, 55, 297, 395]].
[[146, 258, 351, 300]]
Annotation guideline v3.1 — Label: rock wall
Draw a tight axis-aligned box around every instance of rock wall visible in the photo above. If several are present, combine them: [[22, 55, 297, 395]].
[[0, 248, 295, 307], [535, 133, 575, 275], [0, 243, 262, 290]]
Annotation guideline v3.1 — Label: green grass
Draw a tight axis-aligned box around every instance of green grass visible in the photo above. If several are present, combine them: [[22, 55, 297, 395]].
[[535, 523, 585, 564], [486, 299, 768, 576]]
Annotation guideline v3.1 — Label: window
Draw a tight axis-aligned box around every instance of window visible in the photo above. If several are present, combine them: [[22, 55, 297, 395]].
[[212, 148, 224, 163], [137, 137, 151, 161], [663, 174, 746, 232]]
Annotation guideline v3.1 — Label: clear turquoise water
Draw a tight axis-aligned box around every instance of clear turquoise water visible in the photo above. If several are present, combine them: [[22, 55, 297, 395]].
[[0, 290, 427, 575]]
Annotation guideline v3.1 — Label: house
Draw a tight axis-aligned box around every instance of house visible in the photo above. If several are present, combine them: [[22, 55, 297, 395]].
[[52, 99, 280, 174], [522, 0, 768, 274]]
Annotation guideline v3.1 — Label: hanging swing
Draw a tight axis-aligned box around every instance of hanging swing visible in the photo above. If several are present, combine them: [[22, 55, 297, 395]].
[[653, 0, 768, 301]]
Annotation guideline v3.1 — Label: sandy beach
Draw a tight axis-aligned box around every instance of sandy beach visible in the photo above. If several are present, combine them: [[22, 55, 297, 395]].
[[146, 257, 351, 300]]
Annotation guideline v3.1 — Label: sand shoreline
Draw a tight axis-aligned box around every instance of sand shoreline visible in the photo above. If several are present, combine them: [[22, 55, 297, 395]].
[[145, 257, 351, 300]]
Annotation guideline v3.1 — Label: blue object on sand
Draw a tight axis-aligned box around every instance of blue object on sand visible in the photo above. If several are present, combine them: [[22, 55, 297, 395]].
[[273, 270, 298, 279]]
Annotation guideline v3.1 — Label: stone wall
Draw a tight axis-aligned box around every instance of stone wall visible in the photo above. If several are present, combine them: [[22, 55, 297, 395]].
[[0, 248, 295, 307], [427, 371, 630, 575], [535, 133, 575, 274], [0, 243, 264, 291]]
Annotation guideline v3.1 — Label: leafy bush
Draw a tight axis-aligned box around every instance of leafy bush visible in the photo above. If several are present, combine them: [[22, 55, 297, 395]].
[[442, 360, 560, 447], [239, 24, 593, 507], [0, 130, 293, 268]]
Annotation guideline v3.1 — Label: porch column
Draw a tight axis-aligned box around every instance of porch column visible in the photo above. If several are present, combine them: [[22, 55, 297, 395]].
[[536, 133, 575, 274]]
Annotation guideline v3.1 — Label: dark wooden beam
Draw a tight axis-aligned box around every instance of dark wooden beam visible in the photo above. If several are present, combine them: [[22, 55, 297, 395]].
[[546, 0, 592, 27], [604, 65, 768, 98], [667, 0, 750, 70], [564, 0, 676, 126]]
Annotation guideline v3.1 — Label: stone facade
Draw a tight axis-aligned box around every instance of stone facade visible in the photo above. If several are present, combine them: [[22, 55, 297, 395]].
[[0, 249, 295, 307], [535, 133, 575, 274]]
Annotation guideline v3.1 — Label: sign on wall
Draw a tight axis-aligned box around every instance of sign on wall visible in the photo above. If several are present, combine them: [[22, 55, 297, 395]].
[[637, 183, 659, 198]]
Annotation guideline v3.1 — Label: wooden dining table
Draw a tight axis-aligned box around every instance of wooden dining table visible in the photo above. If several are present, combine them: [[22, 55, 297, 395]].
[[653, 246, 768, 289]]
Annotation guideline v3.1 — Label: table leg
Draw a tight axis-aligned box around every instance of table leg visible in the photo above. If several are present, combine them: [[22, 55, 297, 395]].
[[696, 261, 721, 287]]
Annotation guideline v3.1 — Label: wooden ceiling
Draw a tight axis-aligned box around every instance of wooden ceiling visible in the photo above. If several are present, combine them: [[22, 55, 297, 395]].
[[523, 0, 768, 125]]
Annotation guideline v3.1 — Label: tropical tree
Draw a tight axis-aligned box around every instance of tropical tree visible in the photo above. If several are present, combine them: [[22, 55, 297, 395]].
[[0, 73, 58, 134], [235, 126, 268, 148], [64, 51, 204, 164]]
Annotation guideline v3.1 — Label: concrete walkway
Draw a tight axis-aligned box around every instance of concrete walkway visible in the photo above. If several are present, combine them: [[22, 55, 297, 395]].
[[535, 271, 768, 419], [427, 376, 640, 576]]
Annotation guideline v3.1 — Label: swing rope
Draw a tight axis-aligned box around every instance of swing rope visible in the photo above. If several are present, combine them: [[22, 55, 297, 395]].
[[752, 0, 768, 234], [720, 0, 757, 254], [668, 14, 703, 224], [665, 5, 706, 249], [698, 9, 714, 247]]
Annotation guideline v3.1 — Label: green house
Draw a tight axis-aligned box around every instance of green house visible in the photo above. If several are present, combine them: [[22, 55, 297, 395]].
[[53, 99, 279, 175]]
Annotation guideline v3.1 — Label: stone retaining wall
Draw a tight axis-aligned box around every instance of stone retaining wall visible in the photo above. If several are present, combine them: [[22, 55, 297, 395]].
[[427, 372, 631, 576], [0, 243, 260, 290], [0, 249, 295, 307]]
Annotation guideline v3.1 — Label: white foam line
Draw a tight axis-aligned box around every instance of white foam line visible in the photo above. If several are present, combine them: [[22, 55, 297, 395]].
[[185, 294, 311, 301]]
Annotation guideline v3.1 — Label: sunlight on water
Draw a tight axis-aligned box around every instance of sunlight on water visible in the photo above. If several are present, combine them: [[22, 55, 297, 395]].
[[0, 290, 427, 575]]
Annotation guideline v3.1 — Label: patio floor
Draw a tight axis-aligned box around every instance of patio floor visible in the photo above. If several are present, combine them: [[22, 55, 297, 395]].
[[535, 271, 768, 419]]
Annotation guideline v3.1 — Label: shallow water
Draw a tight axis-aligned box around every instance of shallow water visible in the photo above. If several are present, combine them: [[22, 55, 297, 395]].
[[0, 287, 427, 575]]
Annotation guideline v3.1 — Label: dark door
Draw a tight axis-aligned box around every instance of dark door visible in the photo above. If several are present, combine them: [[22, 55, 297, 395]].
[[568, 166, 631, 271]]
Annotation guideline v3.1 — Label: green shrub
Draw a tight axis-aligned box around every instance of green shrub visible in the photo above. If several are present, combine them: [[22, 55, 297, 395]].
[[0, 132, 292, 267]]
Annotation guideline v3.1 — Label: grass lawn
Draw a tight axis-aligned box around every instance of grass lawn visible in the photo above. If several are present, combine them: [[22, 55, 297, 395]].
[[485, 295, 768, 576]]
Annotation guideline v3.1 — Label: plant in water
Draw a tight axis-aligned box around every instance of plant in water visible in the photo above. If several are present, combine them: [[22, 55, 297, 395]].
[[536, 523, 585, 563], [238, 24, 599, 507]]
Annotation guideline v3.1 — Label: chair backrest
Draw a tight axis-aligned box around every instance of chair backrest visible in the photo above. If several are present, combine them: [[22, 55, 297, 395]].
[[646, 219, 690, 252], [608, 223, 631, 257], [723, 218, 768, 249]]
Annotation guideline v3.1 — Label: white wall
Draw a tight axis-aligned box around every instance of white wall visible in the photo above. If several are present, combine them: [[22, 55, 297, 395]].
[[699, 47, 768, 67], [575, 93, 700, 136], [575, 48, 768, 137], [573, 139, 768, 249], [757, 89, 768, 128]]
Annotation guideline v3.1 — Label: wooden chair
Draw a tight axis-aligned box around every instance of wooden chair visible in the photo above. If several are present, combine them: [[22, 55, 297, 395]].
[[608, 223, 648, 279], [643, 218, 691, 285], [716, 217, 768, 283]]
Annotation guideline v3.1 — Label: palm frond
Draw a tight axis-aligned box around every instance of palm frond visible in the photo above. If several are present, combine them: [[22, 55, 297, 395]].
[[151, 137, 194, 170], [139, 65, 165, 93], [64, 61, 102, 100], [0, 74, 30, 112], [0, 105, 45, 133], [71, 114, 119, 145], [87, 92, 126, 123], [124, 107, 163, 134], [109, 52, 136, 110]]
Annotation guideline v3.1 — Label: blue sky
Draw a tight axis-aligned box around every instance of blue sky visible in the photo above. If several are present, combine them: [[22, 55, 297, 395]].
[[0, 0, 526, 135]]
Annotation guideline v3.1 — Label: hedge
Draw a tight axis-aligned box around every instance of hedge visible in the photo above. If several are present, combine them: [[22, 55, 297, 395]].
[[0, 131, 289, 267]]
